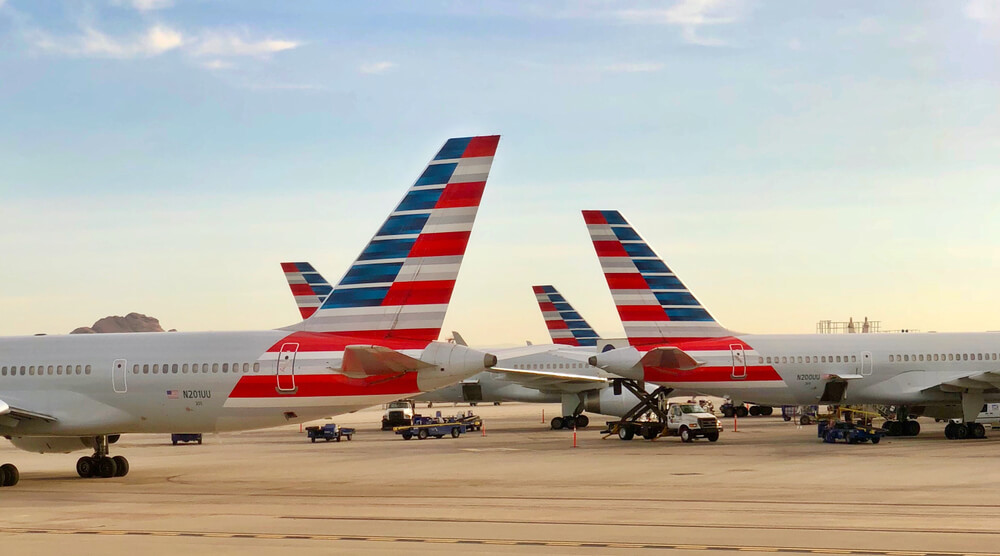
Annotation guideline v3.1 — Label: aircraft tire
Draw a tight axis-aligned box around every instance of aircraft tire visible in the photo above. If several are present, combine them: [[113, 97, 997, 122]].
[[76, 457, 95, 478], [721, 406, 734, 418], [550, 417, 564, 430], [749, 406, 761, 417], [955, 424, 969, 440], [971, 423, 986, 439], [903, 420, 921, 437], [112, 456, 129, 477], [575, 415, 589, 428], [944, 423, 956, 439], [735, 406, 749, 418], [761, 406, 774, 416], [97, 457, 117, 479]]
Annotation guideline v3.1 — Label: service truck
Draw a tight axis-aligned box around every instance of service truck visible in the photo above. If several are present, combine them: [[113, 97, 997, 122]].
[[381, 400, 416, 430], [606, 402, 722, 442]]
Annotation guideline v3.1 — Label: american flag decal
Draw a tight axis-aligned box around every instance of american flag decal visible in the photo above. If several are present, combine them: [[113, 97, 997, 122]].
[[166, 390, 179, 399]]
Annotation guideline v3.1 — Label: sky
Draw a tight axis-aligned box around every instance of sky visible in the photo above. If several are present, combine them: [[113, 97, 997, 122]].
[[0, 1, 999, 345]]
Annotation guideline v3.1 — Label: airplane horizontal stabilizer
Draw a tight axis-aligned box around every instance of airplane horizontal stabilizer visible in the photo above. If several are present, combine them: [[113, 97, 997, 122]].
[[489, 367, 609, 385], [639, 346, 702, 371], [340, 345, 437, 378]]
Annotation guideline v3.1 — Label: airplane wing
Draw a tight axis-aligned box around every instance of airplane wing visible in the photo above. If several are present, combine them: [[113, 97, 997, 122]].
[[0, 399, 57, 423], [338, 345, 437, 378], [488, 367, 609, 393], [924, 371, 1000, 394]]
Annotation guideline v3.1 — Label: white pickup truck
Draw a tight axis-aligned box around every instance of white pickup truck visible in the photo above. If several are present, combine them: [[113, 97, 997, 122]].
[[381, 400, 415, 430], [607, 402, 722, 442]]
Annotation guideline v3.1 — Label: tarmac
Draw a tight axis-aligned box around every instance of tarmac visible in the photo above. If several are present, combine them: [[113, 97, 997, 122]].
[[2, 402, 999, 555]]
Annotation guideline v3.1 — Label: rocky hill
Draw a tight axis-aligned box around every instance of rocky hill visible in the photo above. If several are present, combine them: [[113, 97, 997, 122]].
[[70, 313, 171, 334]]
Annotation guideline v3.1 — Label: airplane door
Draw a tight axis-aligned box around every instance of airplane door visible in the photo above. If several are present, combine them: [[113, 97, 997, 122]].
[[112, 359, 127, 393], [276, 343, 299, 393], [730, 345, 747, 379], [861, 351, 873, 376], [462, 382, 483, 402]]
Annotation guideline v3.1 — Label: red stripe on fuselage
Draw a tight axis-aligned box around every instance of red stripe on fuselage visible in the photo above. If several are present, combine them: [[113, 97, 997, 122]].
[[627, 337, 754, 350], [644, 365, 782, 383], [229, 372, 421, 399]]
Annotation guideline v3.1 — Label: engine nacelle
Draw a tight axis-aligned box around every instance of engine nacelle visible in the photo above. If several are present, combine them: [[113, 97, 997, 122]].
[[7, 436, 95, 454], [584, 387, 642, 417]]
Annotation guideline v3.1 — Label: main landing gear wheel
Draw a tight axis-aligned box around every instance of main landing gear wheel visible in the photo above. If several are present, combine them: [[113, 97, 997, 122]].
[[883, 421, 903, 436], [721, 406, 734, 418], [760, 406, 774, 416], [903, 420, 921, 437], [735, 406, 749, 418], [0, 463, 19, 487], [77, 435, 130, 479], [954, 423, 969, 440], [944, 422, 956, 439], [749, 406, 761, 417], [550, 417, 564, 430], [971, 423, 987, 439], [575, 415, 589, 428]]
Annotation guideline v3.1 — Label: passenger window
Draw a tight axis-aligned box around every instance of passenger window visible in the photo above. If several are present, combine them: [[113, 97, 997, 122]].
[[253, 362, 260, 373], [805, 356, 811, 363], [29, 366, 35, 376], [933, 354, 939, 361], [1, 367, 5, 376], [994, 354, 998, 361], [765, 357, 771, 364], [202, 363, 209, 373], [889, 355, 894, 362], [758, 357, 764, 364], [820, 356, 826, 363], [904, 355, 909, 362], [963, 353, 968, 361], [131, 364, 137, 374], [243, 363, 250, 373], [85, 365, 91, 375], [919, 355, 924, 362], [978, 353, 983, 360], [212, 363, 219, 373], [153, 364, 159, 374], [182, 364, 188, 374], [222, 363, 229, 373], [835, 356, 841, 363]]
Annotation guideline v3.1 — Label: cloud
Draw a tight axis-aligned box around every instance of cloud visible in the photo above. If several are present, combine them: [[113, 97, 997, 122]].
[[965, 0, 1000, 24], [192, 30, 300, 57], [613, 0, 744, 46], [111, 0, 174, 11], [359, 61, 395, 74], [201, 59, 233, 70], [32, 24, 184, 58], [604, 62, 664, 73]]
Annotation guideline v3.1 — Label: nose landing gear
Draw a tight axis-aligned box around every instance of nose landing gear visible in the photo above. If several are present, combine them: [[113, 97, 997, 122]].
[[76, 435, 129, 479]]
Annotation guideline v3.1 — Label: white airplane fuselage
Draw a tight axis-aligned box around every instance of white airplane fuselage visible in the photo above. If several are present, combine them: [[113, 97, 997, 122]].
[[0, 330, 485, 438], [625, 332, 1000, 412]]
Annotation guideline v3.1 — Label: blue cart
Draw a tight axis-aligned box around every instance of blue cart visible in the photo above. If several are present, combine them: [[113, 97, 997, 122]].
[[306, 423, 355, 443], [394, 415, 466, 440], [818, 421, 885, 444]]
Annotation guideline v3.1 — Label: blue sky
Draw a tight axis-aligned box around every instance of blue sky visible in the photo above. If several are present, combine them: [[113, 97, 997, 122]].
[[1, 1, 999, 343]]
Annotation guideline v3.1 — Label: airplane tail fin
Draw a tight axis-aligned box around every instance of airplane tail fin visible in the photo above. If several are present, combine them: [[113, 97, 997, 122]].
[[289, 135, 500, 342], [281, 262, 332, 320], [582, 210, 730, 346], [532, 285, 599, 346]]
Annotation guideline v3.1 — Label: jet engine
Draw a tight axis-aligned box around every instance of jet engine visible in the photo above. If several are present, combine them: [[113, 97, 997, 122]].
[[7, 436, 95, 454], [584, 387, 641, 418]]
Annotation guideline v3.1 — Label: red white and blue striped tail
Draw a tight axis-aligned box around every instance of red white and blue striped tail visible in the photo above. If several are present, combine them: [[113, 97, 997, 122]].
[[582, 210, 730, 346], [290, 135, 501, 342], [532, 285, 599, 347], [281, 262, 332, 320]]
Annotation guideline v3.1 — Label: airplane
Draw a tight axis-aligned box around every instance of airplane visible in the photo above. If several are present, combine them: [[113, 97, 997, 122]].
[[281, 266, 647, 429], [585, 210, 1000, 441], [0, 135, 501, 487]]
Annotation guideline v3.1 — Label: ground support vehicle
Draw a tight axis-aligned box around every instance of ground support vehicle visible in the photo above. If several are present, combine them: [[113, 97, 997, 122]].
[[818, 420, 885, 444], [458, 412, 483, 431], [382, 400, 416, 430], [306, 423, 355, 443], [721, 403, 773, 418], [602, 380, 722, 442], [171, 433, 202, 445], [394, 416, 467, 440]]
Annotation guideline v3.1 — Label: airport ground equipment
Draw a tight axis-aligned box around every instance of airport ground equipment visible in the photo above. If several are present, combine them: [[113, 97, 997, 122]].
[[602, 381, 721, 442], [394, 415, 468, 440], [306, 423, 355, 443], [171, 433, 203, 445], [382, 400, 416, 430], [818, 420, 885, 444], [720, 403, 773, 418]]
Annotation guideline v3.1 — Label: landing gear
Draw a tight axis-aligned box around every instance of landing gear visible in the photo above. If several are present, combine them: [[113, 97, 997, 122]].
[[721, 404, 771, 418], [76, 435, 129, 479], [735, 405, 749, 418], [882, 420, 921, 436], [550, 415, 589, 430], [945, 422, 986, 440], [0, 463, 19, 487]]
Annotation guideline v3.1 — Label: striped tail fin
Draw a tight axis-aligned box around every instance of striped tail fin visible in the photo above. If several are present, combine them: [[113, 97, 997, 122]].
[[582, 210, 730, 346], [281, 262, 332, 320], [532, 285, 599, 346], [290, 135, 500, 341]]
